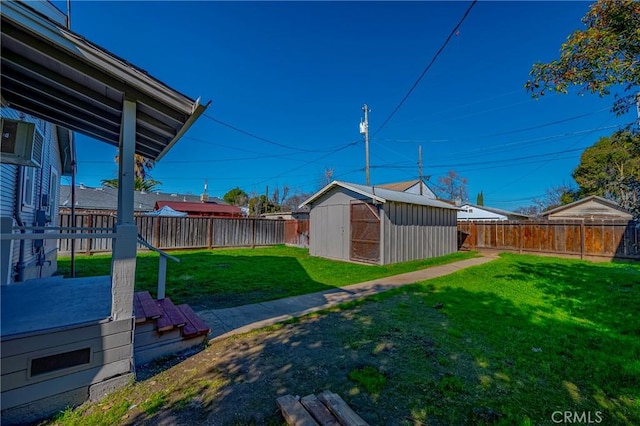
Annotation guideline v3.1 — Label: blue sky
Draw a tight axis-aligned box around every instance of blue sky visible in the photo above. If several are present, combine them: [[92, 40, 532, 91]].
[[56, 1, 634, 210]]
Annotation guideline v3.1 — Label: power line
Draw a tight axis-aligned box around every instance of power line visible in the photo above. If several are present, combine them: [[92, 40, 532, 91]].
[[488, 106, 612, 137], [203, 114, 352, 153], [484, 116, 622, 195], [372, 0, 478, 137], [249, 140, 360, 187]]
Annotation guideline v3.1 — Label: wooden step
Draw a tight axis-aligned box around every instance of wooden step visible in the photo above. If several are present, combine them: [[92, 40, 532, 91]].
[[276, 395, 319, 426], [277, 391, 369, 426], [134, 291, 162, 322], [301, 394, 340, 426], [317, 391, 369, 426], [177, 304, 211, 338], [155, 297, 187, 332]]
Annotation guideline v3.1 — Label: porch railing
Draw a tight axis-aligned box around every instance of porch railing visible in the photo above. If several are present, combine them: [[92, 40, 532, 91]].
[[136, 235, 179, 300]]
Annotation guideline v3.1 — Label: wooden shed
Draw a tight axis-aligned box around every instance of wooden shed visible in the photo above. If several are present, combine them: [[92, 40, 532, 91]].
[[300, 181, 459, 265]]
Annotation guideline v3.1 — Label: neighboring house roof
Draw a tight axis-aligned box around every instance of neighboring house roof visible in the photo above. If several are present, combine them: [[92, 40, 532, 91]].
[[300, 181, 459, 210], [541, 195, 632, 219], [458, 204, 530, 221], [59, 185, 228, 212], [1, 0, 209, 161], [156, 201, 243, 216], [142, 205, 187, 217], [377, 179, 437, 198]]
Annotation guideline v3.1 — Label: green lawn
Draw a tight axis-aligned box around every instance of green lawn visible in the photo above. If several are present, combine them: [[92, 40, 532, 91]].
[[49, 253, 640, 425], [57, 245, 478, 308], [335, 252, 640, 424]]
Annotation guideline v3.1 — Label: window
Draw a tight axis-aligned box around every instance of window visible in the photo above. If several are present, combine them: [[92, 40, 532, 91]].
[[22, 167, 36, 210]]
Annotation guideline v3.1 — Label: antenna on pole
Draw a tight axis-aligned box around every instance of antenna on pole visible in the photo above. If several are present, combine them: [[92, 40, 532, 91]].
[[360, 104, 371, 186], [418, 145, 423, 195]]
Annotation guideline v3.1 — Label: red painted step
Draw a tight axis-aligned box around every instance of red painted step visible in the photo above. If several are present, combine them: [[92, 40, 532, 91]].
[[155, 298, 187, 332], [134, 291, 162, 321], [177, 304, 211, 338]]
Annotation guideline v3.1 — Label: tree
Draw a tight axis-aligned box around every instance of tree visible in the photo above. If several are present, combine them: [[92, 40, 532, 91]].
[[533, 183, 579, 212], [223, 187, 248, 206], [281, 190, 312, 212], [476, 191, 484, 206], [526, 0, 640, 119], [319, 167, 334, 189], [247, 194, 278, 216], [572, 130, 640, 211], [103, 152, 161, 191], [101, 176, 162, 192], [435, 170, 468, 203], [514, 205, 540, 217]]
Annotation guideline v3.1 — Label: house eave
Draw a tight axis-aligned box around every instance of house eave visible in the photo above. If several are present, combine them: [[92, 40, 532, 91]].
[[1, 0, 208, 160]]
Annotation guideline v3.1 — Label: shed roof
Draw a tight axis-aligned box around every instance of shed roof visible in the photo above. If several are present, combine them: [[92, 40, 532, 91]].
[[540, 195, 632, 218], [156, 201, 243, 216], [1, 0, 208, 161], [377, 179, 423, 192], [300, 181, 459, 210]]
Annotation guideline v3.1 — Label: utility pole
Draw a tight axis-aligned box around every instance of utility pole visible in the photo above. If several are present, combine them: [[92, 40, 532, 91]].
[[418, 145, 423, 195], [360, 104, 371, 186]]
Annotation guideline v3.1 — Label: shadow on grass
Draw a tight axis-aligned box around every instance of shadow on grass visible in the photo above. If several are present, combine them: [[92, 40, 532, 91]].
[[57, 251, 339, 310], [57, 247, 478, 310], [115, 256, 639, 426]]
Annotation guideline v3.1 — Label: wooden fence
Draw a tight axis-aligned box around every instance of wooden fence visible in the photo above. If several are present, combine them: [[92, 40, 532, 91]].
[[458, 220, 640, 260], [285, 219, 309, 248], [57, 213, 289, 254]]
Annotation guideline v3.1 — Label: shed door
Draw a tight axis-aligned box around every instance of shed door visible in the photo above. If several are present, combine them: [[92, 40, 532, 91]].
[[350, 202, 380, 263]]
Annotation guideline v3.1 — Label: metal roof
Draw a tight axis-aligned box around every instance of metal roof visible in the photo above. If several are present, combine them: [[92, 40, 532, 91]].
[[1, 0, 209, 161], [59, 185, 227, 212], [459, 203, 530, 220], [156, 201, 243, 216], [300, 181, 459, 210]]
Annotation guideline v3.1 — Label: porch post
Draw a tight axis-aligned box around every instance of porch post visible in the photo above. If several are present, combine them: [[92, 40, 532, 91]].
[[111, 97, 137, 320]]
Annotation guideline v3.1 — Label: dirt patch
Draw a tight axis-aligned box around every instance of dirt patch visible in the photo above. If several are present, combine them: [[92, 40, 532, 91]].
[[117, 293, 473, 426]]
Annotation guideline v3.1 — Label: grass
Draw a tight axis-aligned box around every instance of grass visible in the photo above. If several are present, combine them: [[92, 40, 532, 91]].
[[56, 245, 478, 308], [348, 365, 387, 395], [328, 253, 640, 424], [45, 253, 640, 425]]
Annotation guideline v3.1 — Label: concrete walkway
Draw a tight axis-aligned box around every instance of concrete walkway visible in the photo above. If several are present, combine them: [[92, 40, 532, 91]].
[[197, 255, 497, 342]]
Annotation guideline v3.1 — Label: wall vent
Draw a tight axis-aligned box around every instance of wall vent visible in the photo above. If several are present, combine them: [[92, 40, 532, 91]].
[[30, 347, 91, 377]]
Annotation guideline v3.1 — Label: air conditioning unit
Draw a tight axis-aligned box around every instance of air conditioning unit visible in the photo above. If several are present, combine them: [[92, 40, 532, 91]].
[[0, 118, 43, 167]]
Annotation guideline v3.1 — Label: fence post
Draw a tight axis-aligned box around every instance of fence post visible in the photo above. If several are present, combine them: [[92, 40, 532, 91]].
[[208, 217, 214, 249], [85, 214, 92, 255], [252, 219, 256, 248], [519, 223, 523, 254], [154, 217, 160, 248], [580, 221, 585, 260]]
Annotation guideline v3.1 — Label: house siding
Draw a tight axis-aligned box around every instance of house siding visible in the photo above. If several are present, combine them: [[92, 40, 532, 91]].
[[0, 108, 62, 282], [1, 318, 134, 424], [382, 202, 457, 264]]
